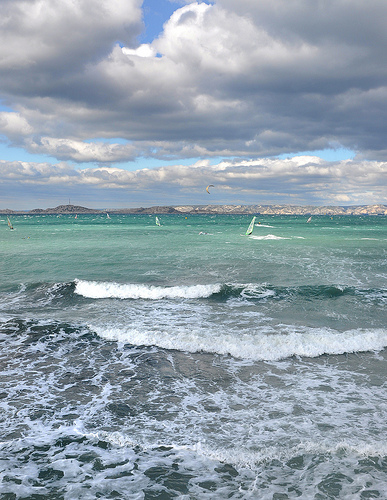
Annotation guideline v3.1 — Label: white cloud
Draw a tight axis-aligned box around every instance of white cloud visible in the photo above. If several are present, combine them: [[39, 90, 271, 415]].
[[1, 0, 387, 165], [1, 157, 386, 207], [0, 0, 142, 70], [122, 44, 155, 58], [25, 137, 137, 163], [0, 112, 34, 137]]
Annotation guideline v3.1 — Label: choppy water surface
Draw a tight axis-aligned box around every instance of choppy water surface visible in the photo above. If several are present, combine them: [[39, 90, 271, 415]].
[[0, 213, 386, 498]]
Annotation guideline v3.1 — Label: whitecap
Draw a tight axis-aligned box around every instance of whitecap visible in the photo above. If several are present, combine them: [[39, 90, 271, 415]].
[[74, 279, 221, 300], [91, 323, 387, 361], [250, 234, 290, 240]]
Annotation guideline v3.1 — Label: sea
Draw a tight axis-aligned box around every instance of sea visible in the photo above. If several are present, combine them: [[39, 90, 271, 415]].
[[0, 213, 386, 499]]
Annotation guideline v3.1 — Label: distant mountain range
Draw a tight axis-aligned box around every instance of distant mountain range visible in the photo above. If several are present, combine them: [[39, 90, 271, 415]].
[[1, 204, 387, 215]]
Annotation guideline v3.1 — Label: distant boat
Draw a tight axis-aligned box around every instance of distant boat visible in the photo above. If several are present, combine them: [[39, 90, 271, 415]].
[[245, 216, 256, 235], [7, 216, 14, 230], [75, 214, 78, 219], [307, 216, 312, 223], [155, 216, 161, 226], [106, 213, 111, 219]]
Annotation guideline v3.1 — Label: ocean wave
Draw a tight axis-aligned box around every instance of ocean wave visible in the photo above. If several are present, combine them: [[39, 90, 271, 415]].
[[92, 324, 387, 361], [2, 281, 385, 310], [74, 280, 221, 300], [73, 280, 386, 304], [72, 280, 271, 301]]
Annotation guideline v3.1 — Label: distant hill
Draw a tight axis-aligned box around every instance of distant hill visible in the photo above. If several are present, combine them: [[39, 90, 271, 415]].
[[28, 204, 97, 214], [1, 204, 386, 215]]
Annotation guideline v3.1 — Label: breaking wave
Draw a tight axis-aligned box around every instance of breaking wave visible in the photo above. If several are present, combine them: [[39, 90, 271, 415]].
[[73, 280, 386, 304], [93, 324, 387, 361], [2, 280, 385, 308], [74, 279, 221, 300]]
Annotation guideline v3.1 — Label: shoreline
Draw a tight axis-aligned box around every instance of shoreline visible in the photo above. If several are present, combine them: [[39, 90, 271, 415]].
[[1, 203, 387, 216]]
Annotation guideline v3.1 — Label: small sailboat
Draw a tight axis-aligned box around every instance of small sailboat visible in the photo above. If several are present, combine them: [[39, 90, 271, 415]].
[[7, 216, 14, 230], [307, 216, 312, 223], [106, 213, 111, 219], [155, 216, 161, 226], [245, 216, 256, 235]]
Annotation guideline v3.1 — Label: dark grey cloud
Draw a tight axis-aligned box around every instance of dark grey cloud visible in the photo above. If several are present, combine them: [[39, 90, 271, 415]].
[[0, 0, 387, 163]]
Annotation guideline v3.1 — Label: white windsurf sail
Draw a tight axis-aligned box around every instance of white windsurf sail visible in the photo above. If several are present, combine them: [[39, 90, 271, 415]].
[[155, 216, 161, 226], [245, 216, 256, 235], [7, 216, 14, 230]]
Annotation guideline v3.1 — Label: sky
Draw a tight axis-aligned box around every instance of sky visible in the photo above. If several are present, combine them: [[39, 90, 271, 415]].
[[0, 0, 386, 209]]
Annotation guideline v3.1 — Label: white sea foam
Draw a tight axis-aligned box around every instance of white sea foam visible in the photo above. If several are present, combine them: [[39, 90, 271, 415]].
[[182, 439, 387, 469], [3, 422, 386, 499], [249, 234, 290, 240], [92, 323, 387, 361], [72, 426, 387, 471], [75, 280, 221, 299], [239, 283, 276, 299]]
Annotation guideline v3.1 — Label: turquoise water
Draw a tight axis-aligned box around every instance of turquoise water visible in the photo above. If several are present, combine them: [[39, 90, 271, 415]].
[[0, 213, 386, 498]]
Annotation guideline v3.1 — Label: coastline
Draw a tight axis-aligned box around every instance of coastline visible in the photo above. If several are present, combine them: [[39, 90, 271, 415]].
[[1, 203, 386, 216]]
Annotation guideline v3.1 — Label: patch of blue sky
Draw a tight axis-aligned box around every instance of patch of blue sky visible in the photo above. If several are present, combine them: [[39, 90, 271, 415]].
[[139, 0, 177, 43], [139, 0, 214, 43]]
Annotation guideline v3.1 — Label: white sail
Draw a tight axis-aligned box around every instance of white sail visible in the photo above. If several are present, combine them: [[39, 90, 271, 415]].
[[155, 216, 161, 226], [307, 216, 312, 223], [245, 216, 256, 235], [7, 216, 13, 230]]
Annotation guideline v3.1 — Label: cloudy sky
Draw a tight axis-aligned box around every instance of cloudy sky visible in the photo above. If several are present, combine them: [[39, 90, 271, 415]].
[[0, 0, 386, 209]]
